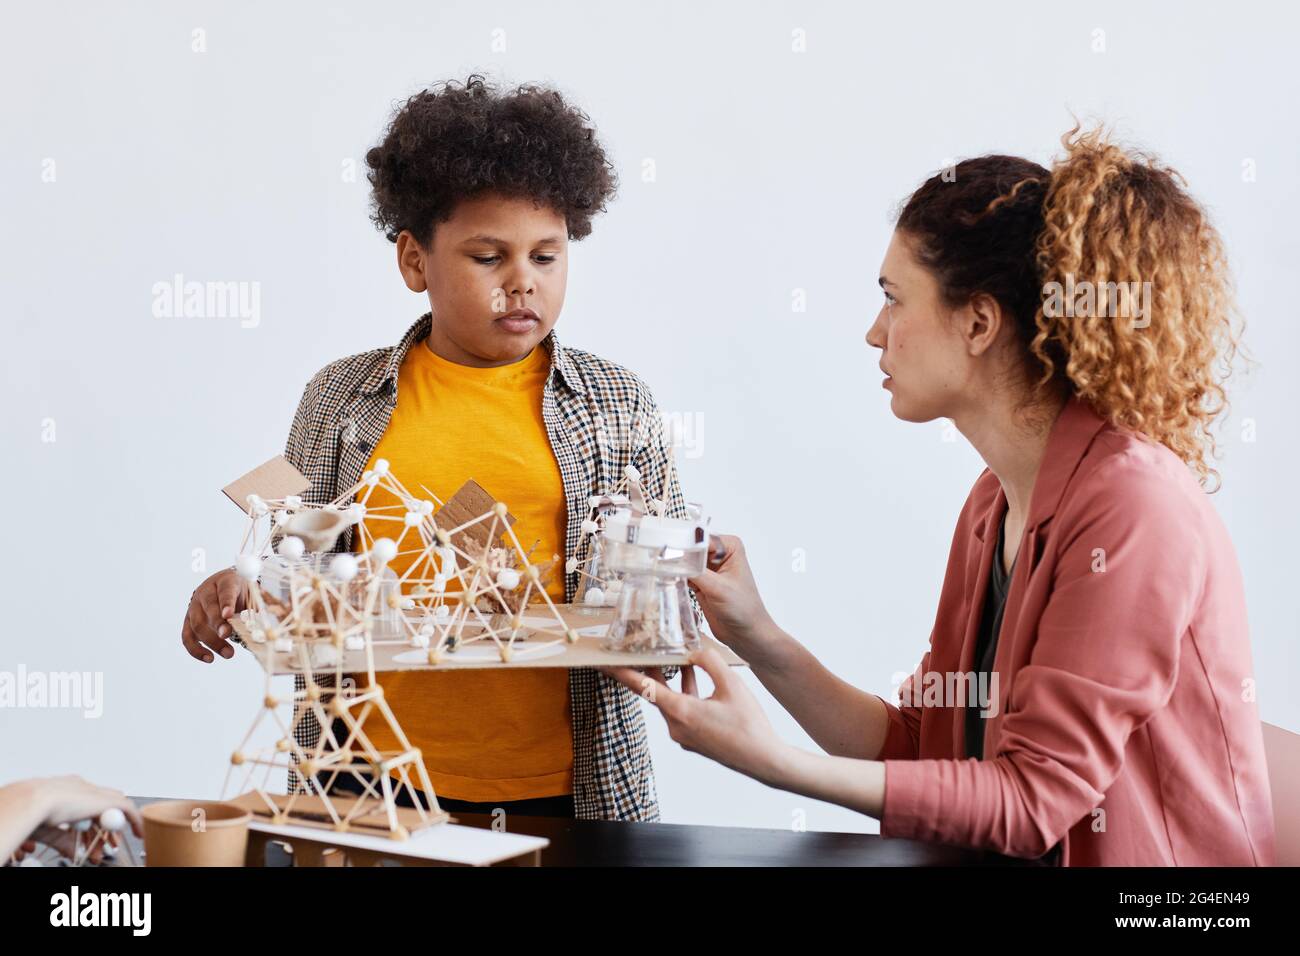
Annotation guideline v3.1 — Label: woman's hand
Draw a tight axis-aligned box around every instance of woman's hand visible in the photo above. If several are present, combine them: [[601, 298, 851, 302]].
[[181, 567, 246, 663], [688, 535, 781, 659], [601, 648, 791, 786], [2, 776, 142, 863]]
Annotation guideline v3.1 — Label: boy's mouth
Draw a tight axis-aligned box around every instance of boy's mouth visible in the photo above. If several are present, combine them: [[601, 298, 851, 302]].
[[496, 308, 540, 334]]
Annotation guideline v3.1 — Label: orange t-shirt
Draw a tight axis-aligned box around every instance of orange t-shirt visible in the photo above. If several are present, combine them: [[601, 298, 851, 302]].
[[352, 338, 573, 802]]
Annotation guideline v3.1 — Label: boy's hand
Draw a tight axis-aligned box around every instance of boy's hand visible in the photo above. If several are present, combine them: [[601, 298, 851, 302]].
[[181, 568, 246, 663]]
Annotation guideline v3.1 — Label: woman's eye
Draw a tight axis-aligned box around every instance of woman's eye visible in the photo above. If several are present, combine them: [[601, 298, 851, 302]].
[[884, 291, 898, 305]]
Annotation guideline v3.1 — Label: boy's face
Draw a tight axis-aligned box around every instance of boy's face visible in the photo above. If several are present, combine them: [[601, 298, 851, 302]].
[[397, 193, 569, 367]]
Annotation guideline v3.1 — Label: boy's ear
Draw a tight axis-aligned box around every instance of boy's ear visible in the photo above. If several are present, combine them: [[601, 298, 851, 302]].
[[395, 230, 428, 293]]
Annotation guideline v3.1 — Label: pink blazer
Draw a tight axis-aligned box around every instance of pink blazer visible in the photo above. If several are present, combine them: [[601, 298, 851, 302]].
[[877, 397, 1276, 865]]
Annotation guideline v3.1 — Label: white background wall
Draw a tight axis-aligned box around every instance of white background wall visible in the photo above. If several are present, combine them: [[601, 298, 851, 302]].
[[3, 1, 1296, 835]]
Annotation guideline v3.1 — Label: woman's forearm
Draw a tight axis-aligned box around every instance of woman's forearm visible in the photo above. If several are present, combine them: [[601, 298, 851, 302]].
[[739, 623, 893, 761], [759, 742, 886, 818]]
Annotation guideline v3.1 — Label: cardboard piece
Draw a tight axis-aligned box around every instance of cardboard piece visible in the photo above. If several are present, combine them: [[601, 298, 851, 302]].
[[222, 455, 311, 514], [230, 603, 747, 675], [434, 479, 516, 551], [244, 817, 547, 867]]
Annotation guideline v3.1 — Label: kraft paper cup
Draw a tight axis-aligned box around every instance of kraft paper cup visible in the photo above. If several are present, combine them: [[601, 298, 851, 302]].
[[141, 800, 251, 867]]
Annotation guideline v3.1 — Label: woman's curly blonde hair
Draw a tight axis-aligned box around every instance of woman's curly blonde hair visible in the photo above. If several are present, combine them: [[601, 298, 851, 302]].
[[1032, 125, 1243, 486], [897, 126, 1244, 487]]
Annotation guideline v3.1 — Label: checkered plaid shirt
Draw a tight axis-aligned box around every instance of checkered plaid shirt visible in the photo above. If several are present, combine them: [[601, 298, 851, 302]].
[[283, 313, 690, 821]]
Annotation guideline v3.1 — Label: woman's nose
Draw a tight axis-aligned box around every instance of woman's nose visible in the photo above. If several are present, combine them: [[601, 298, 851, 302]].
[[865, 307, 887, 349]]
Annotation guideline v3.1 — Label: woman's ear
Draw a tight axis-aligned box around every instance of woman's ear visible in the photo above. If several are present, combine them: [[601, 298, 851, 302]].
[[395, 230, 429, 293], [963, 292, 1004, 358]]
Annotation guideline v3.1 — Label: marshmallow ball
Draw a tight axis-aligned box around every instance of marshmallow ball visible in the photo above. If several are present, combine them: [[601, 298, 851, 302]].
[[285, 495, 302, 510], [404, 511, 422, 527], [411, 631, 430, 649], [235, 555, 262, 582], [278, 535, 305, 559], [565, 557, 578, 575], [373, 458, 390, 474], [432, 574, 447, 593], [434, 605, 450, 621], [344, 635, 365, 651], [331, 554, 358, 582], [274, 510, 290, 526], [624, 464, 641, 482], [370, 538, 397, 565], [580, 519, 599, 535], [273, 637, 293, 653], [583, 587, 605, 606], [496, 569, 521, 590], [99, 808, 127, 832], [420, 500, 434, 515]]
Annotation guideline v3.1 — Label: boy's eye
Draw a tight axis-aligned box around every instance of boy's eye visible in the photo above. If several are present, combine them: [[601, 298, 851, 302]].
[[471, 254, 500, 265], [533, 254, 557, 264]]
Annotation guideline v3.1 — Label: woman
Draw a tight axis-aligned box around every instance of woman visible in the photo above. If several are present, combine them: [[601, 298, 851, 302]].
[[605, 127, 1276, 865]]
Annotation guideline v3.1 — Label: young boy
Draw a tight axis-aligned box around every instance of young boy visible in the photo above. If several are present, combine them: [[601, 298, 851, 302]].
[[181, 76, 688, 822]]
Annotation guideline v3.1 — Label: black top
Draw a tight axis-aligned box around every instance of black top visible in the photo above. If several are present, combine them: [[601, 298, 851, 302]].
[[963, 514, 1064, 866], [965, 513, 1014, 761]]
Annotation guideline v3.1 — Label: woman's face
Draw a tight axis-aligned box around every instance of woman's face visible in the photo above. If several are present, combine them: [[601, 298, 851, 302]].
[[866, 230, 977, 423], [397, 192, 569, 367]]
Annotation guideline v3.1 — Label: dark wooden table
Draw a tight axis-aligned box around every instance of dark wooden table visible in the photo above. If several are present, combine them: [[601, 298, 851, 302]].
[[132, 797, 1038, 866]]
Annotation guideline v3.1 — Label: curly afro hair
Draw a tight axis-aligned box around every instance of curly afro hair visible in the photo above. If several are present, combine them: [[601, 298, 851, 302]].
[[364, 75, 618, 246]]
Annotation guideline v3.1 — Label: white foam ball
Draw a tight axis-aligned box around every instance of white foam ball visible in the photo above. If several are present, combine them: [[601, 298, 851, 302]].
[[584, 587, 605, 606], [74, 818, 93, 832], [277, 536, 305, 559], [370, 538, 397, 564], [99, 808, 126, 832], [496, 568, 521, 590], [285, 495, 302, 510], [434, 605, 450, 621], [420, 500, 434, 515], [331, 554, 358, 582], [565, 557, 578, 574], [580, 519, 599, 535], [273, 637, 293, 653], [246, 494, 268, 517], [349, 503, 367, 522], [411, 631, 430, 649], [373, 458, 390, 475], [344, 635, 365, 651], [274, 510, 290, 525], [400, 597, 415, 610], [235, 555, 261, 581]]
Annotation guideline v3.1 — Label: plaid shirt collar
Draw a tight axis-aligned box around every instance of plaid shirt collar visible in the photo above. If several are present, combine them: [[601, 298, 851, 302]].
[[359, 312, 588, 397]]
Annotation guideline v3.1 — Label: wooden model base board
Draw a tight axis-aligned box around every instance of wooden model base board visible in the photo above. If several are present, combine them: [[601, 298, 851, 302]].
[[228, 790, 447, 836], [231, 604, 747, 675]]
